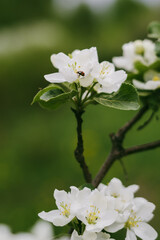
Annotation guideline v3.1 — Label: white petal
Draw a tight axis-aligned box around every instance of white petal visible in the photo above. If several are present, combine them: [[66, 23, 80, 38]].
[[44, 73, 66, 83], [144, 70, 160, 82], [133, 222, 158, 240], [133, 80, 147, 90], [105, 222, 124, 233], [126, 185, 139, 194], [101, 210, 118, 227], [38, 210, 74, 226], [112, 57, 133, 72], [126, 229, 137, 240], [54, 189, 70, 208], [79, 75, 94, 87], [51, 52, 70, 69]]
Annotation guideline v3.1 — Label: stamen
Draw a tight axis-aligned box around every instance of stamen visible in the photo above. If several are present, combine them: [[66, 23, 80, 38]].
[[86, 205, 100, 225], [60, 202, 70, 218], [125, 211, 141, 229]]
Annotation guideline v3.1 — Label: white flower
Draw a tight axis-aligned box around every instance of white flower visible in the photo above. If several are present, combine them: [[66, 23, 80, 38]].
[[98, 178, 139, 202], [44, 47, 99, 87], [77, 189, 118, 232], [113, 40, 157, 72], [133, 70, 160, 90], [38, 186, 91, 227], [98, 178, 139, 234], [124, 197, 158, 240], [92, 61, 127, 93], [0, 224, 12, 240], [71, 230, 115, 240]]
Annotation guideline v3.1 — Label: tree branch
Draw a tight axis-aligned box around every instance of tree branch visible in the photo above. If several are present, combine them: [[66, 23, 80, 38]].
[[116, 105, 149, 142], [71, 108, 92, 183], [124, 140, 160, 156], [92, 105, 160, 187]]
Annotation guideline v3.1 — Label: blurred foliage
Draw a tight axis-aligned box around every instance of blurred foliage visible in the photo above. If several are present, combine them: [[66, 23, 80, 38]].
[[0, 0, 160, 239]]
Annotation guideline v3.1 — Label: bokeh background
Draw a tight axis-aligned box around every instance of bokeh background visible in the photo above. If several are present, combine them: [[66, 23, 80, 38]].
[[0, 0, 160, 238]]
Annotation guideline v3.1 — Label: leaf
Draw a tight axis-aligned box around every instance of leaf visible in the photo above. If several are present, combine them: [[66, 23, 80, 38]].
[[94, 83, 140, 111], [134, 61, 148, 73], [32, 84, 76, 110], [148, 21, 160, 39]]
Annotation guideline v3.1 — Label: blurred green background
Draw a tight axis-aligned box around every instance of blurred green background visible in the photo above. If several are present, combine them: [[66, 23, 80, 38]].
[[0, 0, 160, 238]]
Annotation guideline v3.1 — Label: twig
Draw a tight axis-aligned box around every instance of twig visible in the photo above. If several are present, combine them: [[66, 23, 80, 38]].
[[92, 105, 160, 187], [137, 110, 156, 130], [71, 107, 92, 183], [124, 140, 160, 156]]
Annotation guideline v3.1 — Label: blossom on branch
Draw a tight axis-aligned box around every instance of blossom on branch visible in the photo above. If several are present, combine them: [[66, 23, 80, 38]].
[[133, 70, 160, 90], [113, 40, 157, 72]]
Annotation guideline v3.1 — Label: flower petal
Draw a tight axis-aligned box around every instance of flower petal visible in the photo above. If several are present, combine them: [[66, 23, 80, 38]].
[[105, 222, 124, 233], [38, 210, 74, 226], [44, 73, 66, 83], [126, 229, 137, 240], [51, 52, 70, 69], [133, 222, 158, 240]]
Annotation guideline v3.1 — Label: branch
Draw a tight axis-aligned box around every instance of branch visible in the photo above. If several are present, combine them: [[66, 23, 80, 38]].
[[92, 105, 160, 187], [116, 105, 149, 142], [71, 108, 92, 183], [124, 140, 160, 156]]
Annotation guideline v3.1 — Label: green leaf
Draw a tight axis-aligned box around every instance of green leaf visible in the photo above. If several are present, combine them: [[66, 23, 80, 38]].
[[155, 41, 160, 57], [32, 84, 76, 110], [148, 21, 160, 39], [94, 83, 140, 111], [134, 61, 148, 73]]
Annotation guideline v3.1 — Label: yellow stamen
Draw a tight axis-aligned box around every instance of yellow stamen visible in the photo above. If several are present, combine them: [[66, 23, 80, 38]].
[[125, 212, 141, 229], [86, 205, 100, 225], [153, 76, 160, 81], [60, 202, 70, 218]]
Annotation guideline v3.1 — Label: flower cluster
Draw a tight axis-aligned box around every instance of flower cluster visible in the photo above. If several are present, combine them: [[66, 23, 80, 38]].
[[113, 39, 157, 72], [38, 178, 157, 240], [44, 47, 127, 94], [113, 39, 160, 92]]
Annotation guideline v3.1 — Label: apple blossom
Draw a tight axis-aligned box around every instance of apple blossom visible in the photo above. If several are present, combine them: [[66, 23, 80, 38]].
[[44, 47, 99, 87], [92, 61, 127, 93], [76, 189, 118, 232], [38, 186, 91, 227], [133, 70, 160, 90], [124, 197, 157, 240], [113, 40, 157, 72]]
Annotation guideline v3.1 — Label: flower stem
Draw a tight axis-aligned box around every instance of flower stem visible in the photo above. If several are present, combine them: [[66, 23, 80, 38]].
[[71, 106, 92, 183]]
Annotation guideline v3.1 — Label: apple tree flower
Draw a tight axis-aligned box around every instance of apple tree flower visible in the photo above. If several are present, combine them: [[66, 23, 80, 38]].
[[92, 61, 127, 94], [124, 197, 157, 240], [76, 189, 118, 232], [38, 187, 91, 227], [113, 40, 157, 72], [133, 70, 160, 90], [44, 47, 99, 88]]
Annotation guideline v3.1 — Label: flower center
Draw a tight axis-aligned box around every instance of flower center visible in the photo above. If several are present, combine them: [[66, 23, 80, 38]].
[[111, 193, 119, 198], [68, 62, 84, 77], [134, 41, 144, 55], [60, 202, 70, 218], [125, 211, 141, 229], [100, 63, 110, 76], [153, 75, 160, 81], [86, 205, 100, 225]]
